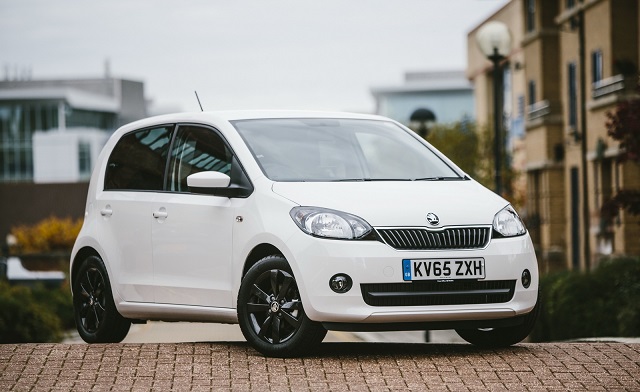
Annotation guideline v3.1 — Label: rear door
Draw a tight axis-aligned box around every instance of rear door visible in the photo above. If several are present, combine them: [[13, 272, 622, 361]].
[[99, 125, 174, 302]]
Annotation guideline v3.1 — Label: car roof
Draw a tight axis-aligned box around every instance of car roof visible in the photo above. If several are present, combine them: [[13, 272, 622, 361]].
[[120, 110, 390, 132]]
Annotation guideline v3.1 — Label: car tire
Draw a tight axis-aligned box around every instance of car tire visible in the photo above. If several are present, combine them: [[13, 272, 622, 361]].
[[455, 293, 541, 348], [237, 255, 327, 357], [73, 255, 131, 343]]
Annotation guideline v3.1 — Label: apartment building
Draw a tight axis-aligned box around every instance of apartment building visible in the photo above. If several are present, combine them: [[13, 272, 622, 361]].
[[468, 0, 640, 271]]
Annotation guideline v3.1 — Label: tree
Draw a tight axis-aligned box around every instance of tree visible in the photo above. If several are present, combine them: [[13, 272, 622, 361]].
[[600, 93, 640, 223], [426, 121, 517, 205]]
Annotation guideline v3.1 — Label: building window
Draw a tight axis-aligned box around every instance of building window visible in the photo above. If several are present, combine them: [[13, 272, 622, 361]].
[[526, 0, 536, 32], [568, 62, 577, 128], [566, 0, 575, 9], [592, 50, 603, 83], [528, 80, 536, 106], [78, 141, 92, 178]]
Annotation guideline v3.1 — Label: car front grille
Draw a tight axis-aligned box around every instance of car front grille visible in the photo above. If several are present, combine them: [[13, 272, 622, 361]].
[[360, 280, 516, 307], [376, 227, 491, 250]]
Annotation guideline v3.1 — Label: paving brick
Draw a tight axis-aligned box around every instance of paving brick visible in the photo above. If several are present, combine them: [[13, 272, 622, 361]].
[[0, 342, 639, 390]]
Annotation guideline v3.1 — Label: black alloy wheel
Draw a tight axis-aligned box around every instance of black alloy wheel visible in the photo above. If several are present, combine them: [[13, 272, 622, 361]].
[[238, 255, 326, 357], [77, 265, 107, 334], [73, 255, 131, 343], [455, 292, 541, 348]]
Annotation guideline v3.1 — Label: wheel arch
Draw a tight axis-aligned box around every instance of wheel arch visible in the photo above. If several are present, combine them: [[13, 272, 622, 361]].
[[70, 246, 101, 291], [242, 243, 284, 277]]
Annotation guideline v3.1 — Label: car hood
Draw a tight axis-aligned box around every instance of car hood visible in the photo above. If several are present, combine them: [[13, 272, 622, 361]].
[[271, 180, 508, 228]]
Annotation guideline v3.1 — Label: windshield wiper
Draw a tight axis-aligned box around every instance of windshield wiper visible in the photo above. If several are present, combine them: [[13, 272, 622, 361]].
[[331, 178, 413, 182], [414, 176, 468, 181]]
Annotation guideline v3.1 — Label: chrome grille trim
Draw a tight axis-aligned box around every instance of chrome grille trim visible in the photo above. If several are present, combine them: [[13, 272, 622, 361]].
[[376, 226, 491, 250]]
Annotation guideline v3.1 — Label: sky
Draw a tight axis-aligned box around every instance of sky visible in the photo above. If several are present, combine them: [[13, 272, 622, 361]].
[[0, 0, 508, 114]]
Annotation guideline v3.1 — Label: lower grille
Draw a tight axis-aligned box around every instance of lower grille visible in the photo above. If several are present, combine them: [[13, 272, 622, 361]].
[[361, 280, 516, 307]]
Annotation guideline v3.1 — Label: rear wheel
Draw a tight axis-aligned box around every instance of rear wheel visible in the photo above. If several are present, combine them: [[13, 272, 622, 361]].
[[237, 255, 327, 357], [455, 293, 541, 348], [72, 255, 131, 343]]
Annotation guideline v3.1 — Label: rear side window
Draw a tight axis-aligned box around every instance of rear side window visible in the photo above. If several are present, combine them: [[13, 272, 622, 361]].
[[104, 126, 173, 191]]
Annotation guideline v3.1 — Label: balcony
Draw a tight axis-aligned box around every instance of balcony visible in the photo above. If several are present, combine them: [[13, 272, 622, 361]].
[[525, 99, 563, 132], [527, 100, 551, 121], [593, 75, 629, 99], [588, 74, 639, 111]]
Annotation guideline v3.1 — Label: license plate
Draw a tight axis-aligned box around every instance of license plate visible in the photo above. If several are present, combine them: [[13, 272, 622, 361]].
[[402, 258, 485, 281]]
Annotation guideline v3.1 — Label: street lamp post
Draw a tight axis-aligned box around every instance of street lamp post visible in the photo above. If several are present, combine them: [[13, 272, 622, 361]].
[[476, 21, 512, 196], [409, 108, 436, 139]]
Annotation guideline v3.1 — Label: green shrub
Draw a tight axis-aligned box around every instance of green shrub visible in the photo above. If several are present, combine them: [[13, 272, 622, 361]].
[[531, 256, 640, 341], [0, 282, 62, 343], [31, 281, 75, 330], [0, 281, 72, 343]]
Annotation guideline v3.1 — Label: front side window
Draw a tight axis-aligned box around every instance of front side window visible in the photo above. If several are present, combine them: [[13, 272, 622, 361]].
[[104, 126, 173, 191], [167, 125, 232, 192], [233, 118, 461, 182]]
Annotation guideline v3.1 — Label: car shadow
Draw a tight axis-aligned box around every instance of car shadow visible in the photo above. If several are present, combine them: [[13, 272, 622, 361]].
[[221, 341, 531, 358]]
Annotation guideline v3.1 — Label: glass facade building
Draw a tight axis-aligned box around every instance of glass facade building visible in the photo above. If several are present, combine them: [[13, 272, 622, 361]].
[[0, 77, 145, 182]]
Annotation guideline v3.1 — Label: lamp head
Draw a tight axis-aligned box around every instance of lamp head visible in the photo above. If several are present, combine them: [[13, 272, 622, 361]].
[[476, 21, 512, 59]]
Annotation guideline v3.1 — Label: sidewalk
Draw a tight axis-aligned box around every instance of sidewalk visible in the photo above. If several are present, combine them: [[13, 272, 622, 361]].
[[2, 341, 639, 390]]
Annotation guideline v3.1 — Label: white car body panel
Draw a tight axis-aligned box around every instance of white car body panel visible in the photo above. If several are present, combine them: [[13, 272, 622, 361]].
[[151, 192, 235, 307], [272, 180, 506, 227]]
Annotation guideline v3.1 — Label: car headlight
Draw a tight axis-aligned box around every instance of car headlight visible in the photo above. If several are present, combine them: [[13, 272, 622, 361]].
[[290, 207, 373, 239], [493, 205, 526, 237]]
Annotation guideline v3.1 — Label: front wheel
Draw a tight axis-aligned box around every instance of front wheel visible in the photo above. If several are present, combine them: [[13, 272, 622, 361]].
[[72, 255, 131, 343], [455, 293, 541, 348], [237, 255, 327, 357]]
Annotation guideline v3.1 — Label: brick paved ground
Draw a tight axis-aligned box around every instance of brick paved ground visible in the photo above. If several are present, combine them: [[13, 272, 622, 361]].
[[1, 342, 639, 391]]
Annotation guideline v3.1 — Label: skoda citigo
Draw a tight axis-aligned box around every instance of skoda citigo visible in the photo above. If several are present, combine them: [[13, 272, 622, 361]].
[[71, 111, 539, 357]]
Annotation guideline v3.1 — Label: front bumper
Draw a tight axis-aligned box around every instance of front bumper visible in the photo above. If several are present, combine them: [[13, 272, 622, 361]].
[[285, 230, 539, 325]]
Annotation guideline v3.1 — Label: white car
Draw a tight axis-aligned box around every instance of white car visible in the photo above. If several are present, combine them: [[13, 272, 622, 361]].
[[70, 110, 539, 357]]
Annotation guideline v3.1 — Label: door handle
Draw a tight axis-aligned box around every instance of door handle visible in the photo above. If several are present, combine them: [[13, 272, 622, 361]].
[[100, 206, 113, 217], [153, 208, 168, 219]]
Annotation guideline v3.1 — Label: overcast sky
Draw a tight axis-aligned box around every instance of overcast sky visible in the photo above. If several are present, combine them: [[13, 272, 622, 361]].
[[1, 0, 507, 114]]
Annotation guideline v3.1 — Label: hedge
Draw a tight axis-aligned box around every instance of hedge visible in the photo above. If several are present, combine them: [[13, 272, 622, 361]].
[[0, 281, 73, 343], [531, 256, 640, 342]]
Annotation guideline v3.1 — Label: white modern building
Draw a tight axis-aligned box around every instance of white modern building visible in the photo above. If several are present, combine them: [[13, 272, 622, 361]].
[[371, 70, 475, 126], [0, 77, 147, 183]]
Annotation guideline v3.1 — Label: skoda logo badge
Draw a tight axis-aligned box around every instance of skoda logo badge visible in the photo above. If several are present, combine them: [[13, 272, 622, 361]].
[[426, 213, 439, 226]]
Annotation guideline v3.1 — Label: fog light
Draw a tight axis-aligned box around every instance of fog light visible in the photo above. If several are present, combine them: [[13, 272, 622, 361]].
[[521, 269, 531, 288], [329, 274, 352, 293]]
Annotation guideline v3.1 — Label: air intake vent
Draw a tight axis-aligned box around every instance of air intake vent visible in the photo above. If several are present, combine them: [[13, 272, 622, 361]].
[[361, 280, 516, 307], [377, 227, 491, 250]]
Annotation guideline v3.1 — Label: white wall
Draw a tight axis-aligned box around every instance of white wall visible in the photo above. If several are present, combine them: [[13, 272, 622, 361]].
[[33, 128, 109, 184]]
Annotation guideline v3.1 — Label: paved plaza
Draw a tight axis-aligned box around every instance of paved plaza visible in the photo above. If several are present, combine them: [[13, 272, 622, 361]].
[[1, 341, 639, 391]]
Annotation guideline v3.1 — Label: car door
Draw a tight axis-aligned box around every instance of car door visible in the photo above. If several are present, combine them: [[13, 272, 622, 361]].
[[151, 124, 235, 307], [99, 125, 174, 303]]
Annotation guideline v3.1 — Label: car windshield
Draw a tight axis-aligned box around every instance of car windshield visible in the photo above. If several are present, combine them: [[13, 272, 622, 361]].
[[232, 118, 462, 182]]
